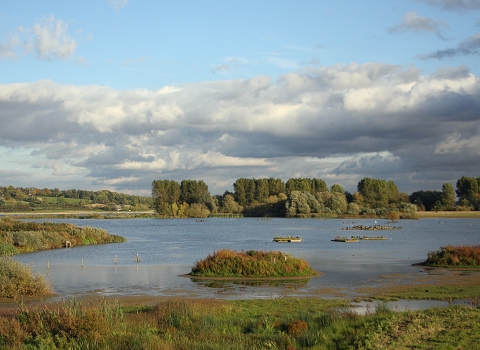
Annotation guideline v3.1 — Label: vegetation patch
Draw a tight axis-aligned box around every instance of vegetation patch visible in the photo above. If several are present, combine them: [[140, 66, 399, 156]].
[[0, 217, 126, 255], [190, 249, 317, 278], [424, 245, 480, 267], [0, 297, 478, 349], [0, 257, 53, 298]]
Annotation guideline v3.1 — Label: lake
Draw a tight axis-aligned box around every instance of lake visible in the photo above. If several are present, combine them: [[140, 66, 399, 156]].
[[13, 217, 480, 302]]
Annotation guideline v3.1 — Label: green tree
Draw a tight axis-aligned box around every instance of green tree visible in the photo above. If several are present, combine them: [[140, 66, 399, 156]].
[[330, 184, 344, 194], [254, 178, 269, 203], [152, 180, 181, 215], [456, 176, 479, 208], [441, 183, 456, 210], [221, 194, 243, 214], [285, 191, 310, 217]]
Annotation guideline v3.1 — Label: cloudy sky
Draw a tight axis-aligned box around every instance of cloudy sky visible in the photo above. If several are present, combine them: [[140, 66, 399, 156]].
[[1, 0, 480, 196]]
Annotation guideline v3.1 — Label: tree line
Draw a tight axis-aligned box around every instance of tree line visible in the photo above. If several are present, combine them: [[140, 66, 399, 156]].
[[0, 186, 152, 211], [151, 175, 480, 218]]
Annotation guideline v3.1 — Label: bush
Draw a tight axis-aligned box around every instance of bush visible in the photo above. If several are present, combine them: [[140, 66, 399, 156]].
[[0, 257, 53, 298], [425, 245, 480, 267]]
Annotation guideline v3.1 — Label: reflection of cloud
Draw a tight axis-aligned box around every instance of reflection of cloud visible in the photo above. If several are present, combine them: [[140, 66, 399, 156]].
[[418, 33, 480, 59], [388, 11, 448, 39], [0, 63, 479, 194]]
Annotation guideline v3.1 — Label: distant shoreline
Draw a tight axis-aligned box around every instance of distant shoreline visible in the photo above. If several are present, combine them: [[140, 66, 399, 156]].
[[1, 210, 480, 219]]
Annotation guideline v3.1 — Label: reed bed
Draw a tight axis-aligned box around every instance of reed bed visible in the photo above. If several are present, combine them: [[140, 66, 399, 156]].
[[0, 297, 478, 349], [425, 245, 480, 267], [190, 249, 316, 278]]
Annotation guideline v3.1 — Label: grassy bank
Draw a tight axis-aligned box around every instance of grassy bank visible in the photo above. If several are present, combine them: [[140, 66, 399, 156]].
[[0, 217, 126, 255], [417, 211, 480, 218], [0, 297, 478, 349], [190, 249, 317, 278]]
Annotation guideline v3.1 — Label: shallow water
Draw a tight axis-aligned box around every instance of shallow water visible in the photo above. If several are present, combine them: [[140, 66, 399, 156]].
[[13, 217, 480, 301]]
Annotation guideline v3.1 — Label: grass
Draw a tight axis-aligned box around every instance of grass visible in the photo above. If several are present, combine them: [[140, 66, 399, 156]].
[[0, 297, 479, 349], [0, 217, 126, 255], [190, 249, 317, 278], [417, 211, 480, 218], [0, 257, 53, 298]]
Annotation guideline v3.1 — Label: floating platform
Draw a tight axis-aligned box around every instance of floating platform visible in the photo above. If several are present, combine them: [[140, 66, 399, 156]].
[[273, 236, 302, 243]]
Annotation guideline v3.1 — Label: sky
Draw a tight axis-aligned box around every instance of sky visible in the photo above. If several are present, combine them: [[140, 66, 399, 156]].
[[1, 0, 480, 197]]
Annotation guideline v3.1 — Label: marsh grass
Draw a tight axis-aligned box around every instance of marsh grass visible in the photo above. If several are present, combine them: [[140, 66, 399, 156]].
[[1, 297, 477, 349], [425, 245, 480, 267], [0, 257, 53, 298], [190, 249, 316, 278], [0, 217, 126, 255]]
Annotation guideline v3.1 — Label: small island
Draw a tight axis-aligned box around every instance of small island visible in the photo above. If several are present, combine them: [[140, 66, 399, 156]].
[[188, 249, 317, 278], [423, 245, 480, 267]]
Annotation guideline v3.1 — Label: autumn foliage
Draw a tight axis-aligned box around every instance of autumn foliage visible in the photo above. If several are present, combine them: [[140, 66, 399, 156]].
[[425, 245, 480, 267]]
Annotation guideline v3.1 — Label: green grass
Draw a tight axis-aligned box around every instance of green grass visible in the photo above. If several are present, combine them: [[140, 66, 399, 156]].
[[0, 297, 479, 349], [190, 249, 317, 278]]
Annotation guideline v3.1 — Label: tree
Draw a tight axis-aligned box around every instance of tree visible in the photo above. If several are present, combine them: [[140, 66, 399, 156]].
[[285, 191, 310, 217], [152, 180, 181, 215], [456, 176, 479, 208], [325, 192, 348, 214], [330, 184, 344, 194], [221, 194, 243, 214], [312, 178, 328, 193], [254, 178, 269, 203], [441, 183, 456, 210]]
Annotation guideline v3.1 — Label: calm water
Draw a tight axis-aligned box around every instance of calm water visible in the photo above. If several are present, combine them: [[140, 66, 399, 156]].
[[13, 218, 480, 301]]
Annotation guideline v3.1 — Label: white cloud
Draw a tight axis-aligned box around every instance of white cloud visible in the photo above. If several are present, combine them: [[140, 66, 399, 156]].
[[0, 16, 76, 61], [26, 15, 77, 59], [388, 11, 448, 39], [0, 63, 479, 194]]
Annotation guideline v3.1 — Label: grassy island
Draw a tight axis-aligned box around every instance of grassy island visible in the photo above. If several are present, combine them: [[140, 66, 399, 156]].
[[424, 245, 480, 267], [0, 217, 126, 256], [190, 249, 316, 278]]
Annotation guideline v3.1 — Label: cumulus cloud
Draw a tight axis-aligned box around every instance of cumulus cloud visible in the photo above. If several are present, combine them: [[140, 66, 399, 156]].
[[388, 11, 448, 39], [24, 15, 77, 59], [0, 15, 76, 60], [0, 63, 479, 194], [416, 0, 480, 11], [418, 32, 480, 59]]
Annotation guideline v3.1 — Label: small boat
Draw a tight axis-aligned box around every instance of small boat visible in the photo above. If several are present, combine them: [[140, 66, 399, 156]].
[[359, 236, 386, 240], [273, 236, 302, 243], [331, 236, 359, 243]]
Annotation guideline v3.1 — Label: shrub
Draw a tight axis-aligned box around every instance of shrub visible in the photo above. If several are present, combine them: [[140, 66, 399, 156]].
[[0, 242, 18, 256], [424, 245, 480, 267], [0, 257, 53, 298]]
